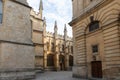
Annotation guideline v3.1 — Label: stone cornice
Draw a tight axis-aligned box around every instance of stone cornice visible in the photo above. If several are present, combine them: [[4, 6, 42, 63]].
[[10, 0, 31, 8], [0, 40, 34, 46], [69, 0, 113, 26]]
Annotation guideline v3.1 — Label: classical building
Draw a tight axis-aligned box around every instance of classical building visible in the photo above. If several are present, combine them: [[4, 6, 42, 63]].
[[30, 0, 45, 72], [69, 0, 120, 79], [44, 21, 73, 71], [0, 0, 35, 80]]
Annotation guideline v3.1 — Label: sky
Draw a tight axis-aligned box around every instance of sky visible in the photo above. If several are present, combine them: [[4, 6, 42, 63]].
[[27, 0, 73, 37]]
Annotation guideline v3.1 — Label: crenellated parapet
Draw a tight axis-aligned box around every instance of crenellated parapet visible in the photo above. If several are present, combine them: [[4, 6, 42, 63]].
[[46, 31, 54, 37], [30, 9, 43, 20], [45, 31, 72, 41]]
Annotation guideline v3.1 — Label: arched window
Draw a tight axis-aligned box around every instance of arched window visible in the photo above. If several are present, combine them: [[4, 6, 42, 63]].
[[71, 46, 73, 53], [89, 21, 99, 32], [62, 44, 64, 52], [0, 0, 2, 23]]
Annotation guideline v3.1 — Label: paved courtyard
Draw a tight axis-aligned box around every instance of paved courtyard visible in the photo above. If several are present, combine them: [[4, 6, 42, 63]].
[[33, 71, 87, 80]]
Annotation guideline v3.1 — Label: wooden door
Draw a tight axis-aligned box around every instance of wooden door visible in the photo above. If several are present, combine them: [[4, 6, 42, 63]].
[[91, 61, 102, 78]]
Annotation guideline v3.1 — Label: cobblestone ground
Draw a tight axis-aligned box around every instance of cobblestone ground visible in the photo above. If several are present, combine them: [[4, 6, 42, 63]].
[[33, 71, 87, 80]]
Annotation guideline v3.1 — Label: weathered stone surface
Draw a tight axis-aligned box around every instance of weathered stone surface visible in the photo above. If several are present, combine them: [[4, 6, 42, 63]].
[[0, 0, 32, 44], [0, 42, 34, 69], [30, 3, 44, 72], [0, 0, 35, 80], [69, 0, 120, 79]]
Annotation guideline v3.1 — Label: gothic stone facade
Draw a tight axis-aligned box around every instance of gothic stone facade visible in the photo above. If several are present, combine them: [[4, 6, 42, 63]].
[[69, 0, 120, 80], [44, 22, 73, 71], [30, 0, 73, 71], [30, 0, 45, 72], [0, 0, 35, 80]]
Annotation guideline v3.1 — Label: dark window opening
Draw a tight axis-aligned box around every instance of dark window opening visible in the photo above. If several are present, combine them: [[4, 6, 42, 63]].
[[62, 45, 64, 52], [92, 45, 98, 53], [71, 46, 73, 53], [0, 0, 3, 23], [89, 21, 99, 32], [51, 43, 54, 52]]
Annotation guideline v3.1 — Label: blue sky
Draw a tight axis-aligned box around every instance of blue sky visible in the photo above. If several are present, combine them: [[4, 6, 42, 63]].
[[27, 0, 72, 37]]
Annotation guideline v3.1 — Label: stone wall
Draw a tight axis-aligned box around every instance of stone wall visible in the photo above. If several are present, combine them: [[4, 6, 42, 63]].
[[0, 0, 35, 80], [0, 0, 32, 44], [70, 0, 120, 79], [30, 5, 44, 72]]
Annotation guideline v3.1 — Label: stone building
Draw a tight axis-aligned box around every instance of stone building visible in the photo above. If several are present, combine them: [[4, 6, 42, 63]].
[[30, 0, 73, 72], [30, 0, 45, 72], [69, 0, 120, 79], [44, 21, 73, 71], [0, 0, 35, 80]]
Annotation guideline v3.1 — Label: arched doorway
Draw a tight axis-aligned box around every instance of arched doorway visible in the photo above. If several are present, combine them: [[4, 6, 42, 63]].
[[59, 54, 65, 71]]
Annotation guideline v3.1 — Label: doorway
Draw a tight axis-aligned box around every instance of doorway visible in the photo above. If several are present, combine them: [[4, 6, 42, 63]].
[[69, 55, 73, 66], [91, 61, 102, 78], [59, 54, 65, 71]]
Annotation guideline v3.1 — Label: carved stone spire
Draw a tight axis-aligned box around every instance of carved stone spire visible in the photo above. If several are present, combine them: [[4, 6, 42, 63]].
[[54, 21, 58, 38], [39, 0, 43, 10], [64, 24, 67, 41]]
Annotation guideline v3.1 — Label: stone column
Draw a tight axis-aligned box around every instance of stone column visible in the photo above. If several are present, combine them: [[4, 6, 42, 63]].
[[65, 54, 69, 70], [55, 53, 60, 71], [44, 51, 47, 70]]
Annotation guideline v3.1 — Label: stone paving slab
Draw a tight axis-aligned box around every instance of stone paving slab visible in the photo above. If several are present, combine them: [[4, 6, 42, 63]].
[[33, 71, 87, 80]]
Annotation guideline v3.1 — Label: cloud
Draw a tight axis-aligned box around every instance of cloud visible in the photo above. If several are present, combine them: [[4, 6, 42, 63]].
[[27, 0, 72, 37]]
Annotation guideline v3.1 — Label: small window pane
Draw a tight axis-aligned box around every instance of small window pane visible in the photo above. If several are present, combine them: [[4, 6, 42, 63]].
[[0, 0, 2, 23], [89, 21, 99, 32], [92, 45, 98, 53]]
